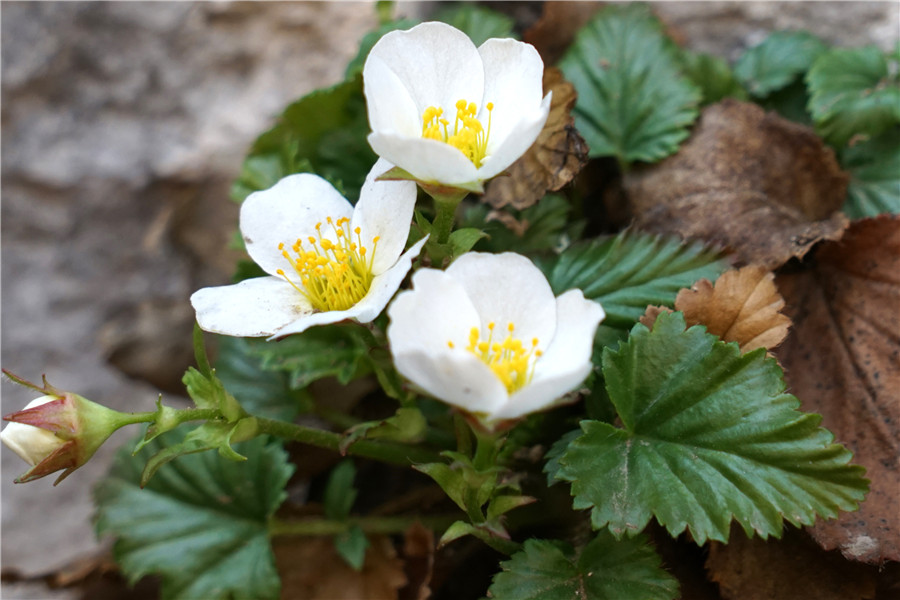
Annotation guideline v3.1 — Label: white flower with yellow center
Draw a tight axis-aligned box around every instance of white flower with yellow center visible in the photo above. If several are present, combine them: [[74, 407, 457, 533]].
[[387, 253, 604, 429], [363, 22, 552, 191], [191, 159, 426, 338]]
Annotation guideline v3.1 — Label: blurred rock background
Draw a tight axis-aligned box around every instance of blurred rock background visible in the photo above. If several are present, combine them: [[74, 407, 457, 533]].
[[1, 1, 896, 598]]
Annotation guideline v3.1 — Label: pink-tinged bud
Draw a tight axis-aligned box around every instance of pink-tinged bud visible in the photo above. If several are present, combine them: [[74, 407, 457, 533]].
[[1, 392, 124, 485]]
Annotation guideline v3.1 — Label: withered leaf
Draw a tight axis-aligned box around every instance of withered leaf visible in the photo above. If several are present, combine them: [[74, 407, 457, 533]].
[[482, 67, 588, 212], [776, 215, 900, 564], [624, 99, 850, 269], [522, 1, 605, 65], [675, 265, 791, 352], [274, 534, 407, 600], [638, 305, 673, 330], [399, 522, 435, 600], [706, 525, 878, 600]]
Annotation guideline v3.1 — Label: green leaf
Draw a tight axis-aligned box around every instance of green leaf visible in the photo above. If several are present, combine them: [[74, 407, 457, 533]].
[[542, 229, 728, 349], [733, 30, 827, 97], [447, 227, 488, 257], [251, 323, 376, 389], [488, 533, 678, 600], [841, 129, 900, 218], [463, 195, 583, 255], [807, 46, 900, 147], [335, 525, 369, 571], [214, 336, 306, 421], [324, 459, 357, 521], [543, 429, 582, 486], [433, 2, 517, 46], [231, 73, 375, 203], [678, 50, 749, 106], [559, 4, 700, 163], [95, 431, 293, 600], [760, 79, 814, 125], [557, 312, 869, 544], [345, 19, 418, 78]]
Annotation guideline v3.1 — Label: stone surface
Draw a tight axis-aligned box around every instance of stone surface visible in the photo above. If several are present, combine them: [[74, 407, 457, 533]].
[[0, 0, 897, 594]]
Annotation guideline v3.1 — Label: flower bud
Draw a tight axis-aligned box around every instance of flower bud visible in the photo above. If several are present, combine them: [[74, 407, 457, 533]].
[[1, 392, 126, 484]]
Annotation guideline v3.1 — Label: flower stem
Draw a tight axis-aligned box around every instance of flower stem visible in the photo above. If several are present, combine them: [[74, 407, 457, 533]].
[[254, 416, 444, 465], [269, 513, 460, 537]]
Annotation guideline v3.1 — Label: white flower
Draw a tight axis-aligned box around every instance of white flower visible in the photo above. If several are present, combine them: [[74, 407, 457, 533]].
[[363, 22, 552, 190], [387, 252, 604, 429], [191, 159, 426, 338], [1, 396, 66, 467]]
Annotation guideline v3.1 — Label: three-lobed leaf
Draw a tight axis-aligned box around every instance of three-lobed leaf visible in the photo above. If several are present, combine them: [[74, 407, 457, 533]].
[[734, 30, 827, 97], [542, 229, 728, 349], [488, 533, 678, 600], [559, 3, 700, 163], [556, 311, 869, 544], [95, 431, 293, 600]]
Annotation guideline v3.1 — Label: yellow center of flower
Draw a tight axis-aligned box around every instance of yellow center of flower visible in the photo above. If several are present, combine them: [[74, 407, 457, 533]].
[[422, 99, 494, 168], [276, 217, 379, 312], [447, 322, 542, 394]]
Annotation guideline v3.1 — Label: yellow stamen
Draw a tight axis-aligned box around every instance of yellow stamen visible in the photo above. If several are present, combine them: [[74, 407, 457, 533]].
[[276, 217, 378, 312], [421, 98, 494, 168], [456, 321, 541, 393]]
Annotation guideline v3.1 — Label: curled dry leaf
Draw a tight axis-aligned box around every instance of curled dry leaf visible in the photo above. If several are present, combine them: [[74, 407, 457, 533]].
[[522, 1, 605, 65], [675, 265, 791, 353], [638, 305, 673, 330], [274, 534, 407, 600], [624, 99, 849, 269], [775, 215, 900, 564], [482, 67, 589, 213], [706, 525, 877, 600]]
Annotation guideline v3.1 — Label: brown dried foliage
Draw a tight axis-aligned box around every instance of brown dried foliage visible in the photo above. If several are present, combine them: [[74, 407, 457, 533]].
[[776, 215, 900, 564], [624, 99, 850, 269]]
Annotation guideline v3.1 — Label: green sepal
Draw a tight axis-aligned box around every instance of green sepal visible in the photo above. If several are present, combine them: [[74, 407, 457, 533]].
[[132, 398, 182, 454], [447, 227, 488, 257]]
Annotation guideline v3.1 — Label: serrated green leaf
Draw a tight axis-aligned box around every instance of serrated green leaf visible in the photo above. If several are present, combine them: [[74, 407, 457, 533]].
[[95, 430, 293, 600], [734, 30, 827, 97], [807, 46, 900, 147], [488, 533, 678, 600], [250, 323, 375, 389], [558, 312, 869, 544], [543, 429, 582, 486], [678, 50, 749, 106], [345, 19, 418, 78], [231, 74, 375, 203], [463, 195, 583, 255], [841, 129, 900, 218], [542, 229, 728, 349], [414, 462, 469, 513], [335, 525, 370, 571], [433, 2, 517, 46], [324, 459, 357, 521], [559, 4, 700, 163], [214, 336, 306, 421], [447, 227, 488, 257]]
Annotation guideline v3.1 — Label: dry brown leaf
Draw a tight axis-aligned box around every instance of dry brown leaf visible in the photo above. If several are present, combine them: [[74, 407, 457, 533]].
[[523, 1, 605, 65], [675, 266, 791, 352], [775, 215, 900, 564], [274, 534, 407, 600], [482, 67, 588, 212], [639, 305, 673, 329], [399, 522, 435, 600], [706, 525, 878, 600], [624, 99, 849, 269]]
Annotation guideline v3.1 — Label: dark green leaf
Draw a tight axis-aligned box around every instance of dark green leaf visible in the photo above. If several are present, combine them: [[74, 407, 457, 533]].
[[95, 431, 292, 600], [231, 74, 375, 203], [251, 323, 376, 389], [542, 229, 728, 349], [345, 19, 418, 78], [734, 30, 827, 97], [760, 79, 813, 125], [334, 525, 370, 571], [841, 129, 900, 218], [464, 195, 583, 255], [433, 2, 517, 46], [324, 459, 357, 521], [543, 429, 582, 486], [678, 50, 749, 105], [807, 46, 900, 147], [214, 336, 306, 421], [558, 312, 869, 544], [559, 4, 700, 162], [488, 533, 678, 600]]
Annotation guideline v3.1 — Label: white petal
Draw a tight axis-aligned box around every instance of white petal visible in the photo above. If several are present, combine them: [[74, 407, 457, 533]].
[[241, 174, 353, 276], [367, 132, 479, 186], [477, 92, 552, 180], [363, 54, 421, 137], [1, 397, 64, 466], [493, 290, 604, 421], [388, 267, 481, 353], [393, 349, 509, 416], [191, 276, 312, 337], [445, 252, 557, 348], [351, 158, 418, 275], [478, 38, 546, 151], [367, 22, 484, 118]]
